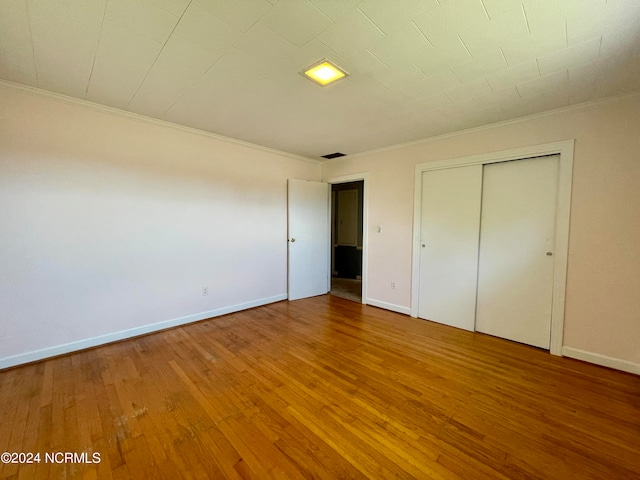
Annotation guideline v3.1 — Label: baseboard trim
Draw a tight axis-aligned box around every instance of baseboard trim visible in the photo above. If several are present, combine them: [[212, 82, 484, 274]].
[[366, 298, 411, 316], [562, 347, 640, 375], [0, 294, 287, 370]]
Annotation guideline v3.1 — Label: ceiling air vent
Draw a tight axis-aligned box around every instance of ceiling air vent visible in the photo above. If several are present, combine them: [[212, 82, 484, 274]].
[[321, 152, 346, 159]]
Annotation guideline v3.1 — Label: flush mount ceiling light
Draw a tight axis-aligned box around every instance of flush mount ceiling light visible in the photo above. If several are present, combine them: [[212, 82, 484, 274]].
[[301, 59, 349, 86]]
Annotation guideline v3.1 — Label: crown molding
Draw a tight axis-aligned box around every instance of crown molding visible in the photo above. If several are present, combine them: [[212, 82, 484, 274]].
[[327, 90, 640, 162], [0, 80, 321, 166]]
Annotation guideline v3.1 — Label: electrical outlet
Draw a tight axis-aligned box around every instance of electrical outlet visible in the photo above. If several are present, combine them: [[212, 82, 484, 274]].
[[202, 286, 208, 296], [391, 281, 396, 289]]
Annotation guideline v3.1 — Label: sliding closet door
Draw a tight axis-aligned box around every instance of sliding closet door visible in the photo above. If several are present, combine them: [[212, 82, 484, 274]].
[[475, 155, 559, 349], [418, 165, 482, 331]]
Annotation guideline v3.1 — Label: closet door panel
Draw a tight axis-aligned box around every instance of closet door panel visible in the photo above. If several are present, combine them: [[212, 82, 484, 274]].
[[476, 155, 559, 349], [418, 165, 482, 331]]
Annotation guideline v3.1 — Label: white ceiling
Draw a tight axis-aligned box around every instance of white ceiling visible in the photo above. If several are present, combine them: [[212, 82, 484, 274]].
[[1, 0, 639, 159]]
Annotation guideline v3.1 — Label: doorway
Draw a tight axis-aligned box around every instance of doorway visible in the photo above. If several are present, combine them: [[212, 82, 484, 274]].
[[330, 180, 364, 302]]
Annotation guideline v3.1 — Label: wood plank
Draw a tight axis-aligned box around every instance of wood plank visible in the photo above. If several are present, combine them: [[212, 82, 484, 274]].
[[0, 295, 639, 479]]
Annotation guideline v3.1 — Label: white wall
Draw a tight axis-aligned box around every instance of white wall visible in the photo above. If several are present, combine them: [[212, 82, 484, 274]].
[[2, 83, 638, 374], [322, 94, 640, 372], [0, 84, 320, 367]]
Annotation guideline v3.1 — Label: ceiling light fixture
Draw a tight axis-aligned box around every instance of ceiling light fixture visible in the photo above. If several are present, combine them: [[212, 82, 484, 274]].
[[301, 59, 349, 86]]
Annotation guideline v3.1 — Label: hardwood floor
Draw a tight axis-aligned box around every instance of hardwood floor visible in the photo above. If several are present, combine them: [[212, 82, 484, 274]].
[[1, 295, 639, 479]]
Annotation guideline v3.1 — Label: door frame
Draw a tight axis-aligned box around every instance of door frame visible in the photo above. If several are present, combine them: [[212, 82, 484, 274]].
[[411, 140, 574, 356], [324, 172, 369, 304]]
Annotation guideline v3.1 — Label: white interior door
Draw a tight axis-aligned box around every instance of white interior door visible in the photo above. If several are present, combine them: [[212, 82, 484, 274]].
[[287, 179, 330, 300], [475, 155, 559, 349], [418, 165, 482, 331]]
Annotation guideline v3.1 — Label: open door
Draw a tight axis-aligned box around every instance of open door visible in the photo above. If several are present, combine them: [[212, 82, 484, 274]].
[[287, 179, 330, 300]]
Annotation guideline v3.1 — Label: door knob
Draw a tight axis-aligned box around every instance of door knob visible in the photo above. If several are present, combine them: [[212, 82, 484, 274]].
[[290, 238, 296, 243], [546, 252, 553, 256]]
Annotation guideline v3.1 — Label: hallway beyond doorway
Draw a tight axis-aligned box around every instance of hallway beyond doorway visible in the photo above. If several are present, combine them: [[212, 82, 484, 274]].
[[330, 277, 362, 303]]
